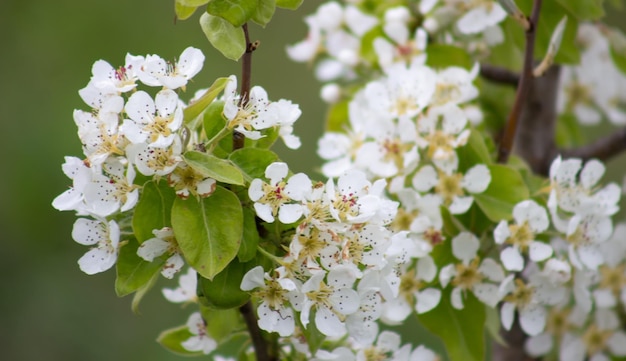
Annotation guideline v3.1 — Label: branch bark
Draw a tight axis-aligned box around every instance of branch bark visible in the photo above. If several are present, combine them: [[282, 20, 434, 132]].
[[497, 0, 543, 164], [480, 64, 520, 86], [560, 127, 626, 162], [234, 23, 254, 151], [240, 301, 276, 361]]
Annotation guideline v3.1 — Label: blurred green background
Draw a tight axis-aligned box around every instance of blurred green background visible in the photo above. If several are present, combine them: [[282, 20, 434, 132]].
[[2, 1, 626, 360], [0, 1, 324, 360]]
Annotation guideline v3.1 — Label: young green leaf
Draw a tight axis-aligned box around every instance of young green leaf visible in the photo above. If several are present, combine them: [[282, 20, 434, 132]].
[[207, 0, 258, 27], [473, 164, 530, 222], [276, 0, 303, 10], [426, 44, 473, 69], [252, 0, 276, 27], [184, 151, 245, 185], [175, 1, 199, 20], [157, 325, 202, 356], [184, 77, 230, 127], [172, 187, 243, 280], [197, 258, 253, 309], [238, 208, 259, 262], [115, 238, 165, 297], [178, 0, 210, 5], [417, 290, 486, 361], [229, 148, 279, 181], [200, 12, 246, 61], [132, 180, 176, 243], [555, 0, 604, 21]]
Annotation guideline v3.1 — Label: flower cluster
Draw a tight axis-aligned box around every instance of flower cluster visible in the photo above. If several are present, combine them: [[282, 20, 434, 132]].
[[242, 161, 439, 356], [53, 47, 206, 275], [559, 24, 626, 126]]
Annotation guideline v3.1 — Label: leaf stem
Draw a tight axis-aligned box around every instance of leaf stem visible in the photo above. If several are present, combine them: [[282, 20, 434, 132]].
[[496, 0, 543, 164], [206, 126, 232, 152]]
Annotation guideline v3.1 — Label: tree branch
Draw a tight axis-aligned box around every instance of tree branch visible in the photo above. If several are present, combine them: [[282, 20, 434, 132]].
[[480, 64, 520, 86], [513, 65, 560, 175], [560, 127, 626, 162], [234, 23, 255, 151], [240, 301, 275, 361], [497, 0, 543, 164]]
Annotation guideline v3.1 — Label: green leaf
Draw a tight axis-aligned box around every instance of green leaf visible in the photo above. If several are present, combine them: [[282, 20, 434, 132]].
[[207, 0, 257, 27], [132, 180, 176, 243], [172, 187, 243, 279], [238, 208, 259, 262], [115, 238, 165, 297], [360, 25, 385, 66], [203, 100, 232, 157], [200, 306, 243, 341], [198, 258, 252, 309], [555, 0, 604, 20], [426, 44, 473, 69], [276, 0, 302, 10], [178, 0, 210, 5], [131, 272, 159, 313], [157, 325, 202, 356], [175, 1, 199, 20], [485, 305, 507, 346], [252, 0, 276, 27], [474, 164, 530, 222], [184, 77, 230, 126], [417, 290, 486, 361], [229, 148, 279, 182], [184, 150, 245, 185], [200, 12, 246, 61], [325, 99, 349, 132], [458, 129, 493, 172]]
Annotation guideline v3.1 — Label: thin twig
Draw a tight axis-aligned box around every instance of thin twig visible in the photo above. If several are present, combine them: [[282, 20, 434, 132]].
[[560, 127, 626, 162], [480, 64, 520, 86], [240, 301, 274, 361], [497, 0, 543, 163], [234, 23, 254, 151]]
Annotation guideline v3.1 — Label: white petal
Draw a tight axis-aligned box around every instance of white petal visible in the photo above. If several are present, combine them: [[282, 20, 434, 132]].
[[452, 231, 479, 263], [525, 333, 553, 357], [493, 220, 511, 244], [500, 302, 515, 330], [472, 283, 501, 307], [265, 162, 288, 185], [500, 247, 525, 271], [125, 91, 154, 124], [278, 204, 304, 224], [412, 165, 438, 192], [315, 306, 346, 337], [462, 164, 491, 193], [78, 247, 117, 275], [254, 203, 275, 223], [177, 47, 205, 79], [72, 218, 105, 246], [161, 253, 185, 279], [580, 159, 605, 190], [479, 258, 505, 282], [448, 195, 473, 214], [137, 238, 169, 261], [608, 332, 626, 356], [417, 256, 437, 282], [529, 242, 553, 262], [451, 287, 464, 309], [519, 305, 546, 336], [415, 288, 441, 314], [330, 288, 360, 315]]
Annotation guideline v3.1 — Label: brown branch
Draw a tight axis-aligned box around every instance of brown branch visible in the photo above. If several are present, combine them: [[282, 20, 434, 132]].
[[560, 127, 626, 162], [234, 23, 255, 151], [497, 0, 543, 164], [240, 301, 275, 361], [513, 65, 560, 175], [480, 64, 520, 86], [492, 318, 539, 361]]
